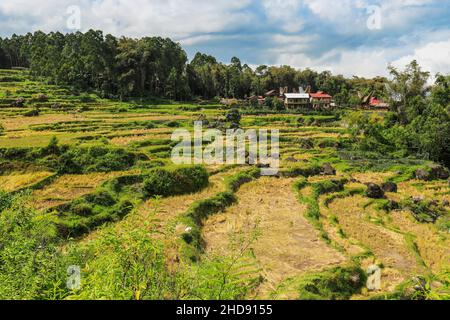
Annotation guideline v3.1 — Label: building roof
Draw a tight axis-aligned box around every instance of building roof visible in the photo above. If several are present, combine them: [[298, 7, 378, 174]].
[[310, 91, 332, 99], [265, 90, 278, 96], [285, 93, 310, 99]]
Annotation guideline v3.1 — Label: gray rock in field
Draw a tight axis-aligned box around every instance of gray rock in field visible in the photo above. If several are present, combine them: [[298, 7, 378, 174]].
[[321, 163, 336, 176], [429, 164, 450, 180], [285, 157, 298, 163], [416, 165, 450, 181], [366, 183, 385, 199], [415, 169, 431, 181], [381, 182, 398, 193]]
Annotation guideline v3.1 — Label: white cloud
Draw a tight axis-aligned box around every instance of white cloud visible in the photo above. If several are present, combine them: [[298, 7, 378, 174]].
[[267, 28, 450, 78], [392, 40, 450, 76], [262, 0, 304, 32], [0, 0, 253, 38]]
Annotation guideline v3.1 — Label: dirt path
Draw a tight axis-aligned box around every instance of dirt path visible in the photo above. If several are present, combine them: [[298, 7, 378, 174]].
[[202, 177, 346, 299]]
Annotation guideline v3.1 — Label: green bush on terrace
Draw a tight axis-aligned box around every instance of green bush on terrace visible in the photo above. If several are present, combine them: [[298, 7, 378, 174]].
[[297, 265, 367, 300], [143, 165, 209, 197]]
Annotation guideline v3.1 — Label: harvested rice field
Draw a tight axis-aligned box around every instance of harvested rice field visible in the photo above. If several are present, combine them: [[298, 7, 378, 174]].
[[0, 69, 448, 301]]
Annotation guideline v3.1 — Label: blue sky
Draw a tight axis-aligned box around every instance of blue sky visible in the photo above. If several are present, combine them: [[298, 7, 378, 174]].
[[0, 0, 449, 77]]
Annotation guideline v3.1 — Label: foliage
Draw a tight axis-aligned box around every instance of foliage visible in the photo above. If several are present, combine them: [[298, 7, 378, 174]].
[[0, 193, 63, 299], [347, 61, 450, 166], [0, 30, 391, 103], [143, 165, 209, 197], [297, 265, 367, 300]]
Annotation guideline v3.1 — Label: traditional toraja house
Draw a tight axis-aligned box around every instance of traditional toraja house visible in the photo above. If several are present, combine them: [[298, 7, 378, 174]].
[[310, 91, 333, 109], [249, 86, 335, 109], [264, 89, 279, 97], [284, 93, 311, 109], [369, 97, 390, 110]]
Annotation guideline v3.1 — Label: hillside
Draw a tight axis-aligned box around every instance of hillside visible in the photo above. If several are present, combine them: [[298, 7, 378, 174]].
[[0, 69, 448, 300]]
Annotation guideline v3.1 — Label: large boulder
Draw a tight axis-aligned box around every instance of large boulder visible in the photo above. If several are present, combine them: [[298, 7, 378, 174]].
[[321, 163, 336, 176], [381, 182, 398, 193], [429, 164, 450, 180], [365, 183, 385, 199], [416, 165, 450, 181], [415, 169, 431, 181]]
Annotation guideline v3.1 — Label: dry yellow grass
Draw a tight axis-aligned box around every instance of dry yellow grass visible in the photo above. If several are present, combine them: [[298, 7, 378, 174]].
[[79, 167, 245, 245], [328, 196, 422, 275], [391, 179, 450, 203], [0, 171, 54, 192], [0, 114, 88, 130], [389, 210, 450, 274], [203, 177, 345, 299], [352, 172, 395, 184], [110, 133, 170, 146], [32, 171, 136, 210]]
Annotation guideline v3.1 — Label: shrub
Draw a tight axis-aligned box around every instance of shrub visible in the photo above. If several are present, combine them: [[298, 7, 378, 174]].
[[71, 202, 94, 217], [35, 93, 48, 102], [298, 265, 367, 300], [143, 165, 209, 197], [79, 93, 95, 103], [11, 97, 25, 107], [23, 109, 40, 117], [86, 189, 117, 207]]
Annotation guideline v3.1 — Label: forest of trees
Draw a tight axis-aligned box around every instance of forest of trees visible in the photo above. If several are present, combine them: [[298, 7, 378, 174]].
[[0, 30, 388, 103]]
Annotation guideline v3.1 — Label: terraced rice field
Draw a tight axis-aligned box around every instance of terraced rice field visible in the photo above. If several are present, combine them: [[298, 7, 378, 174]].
[[0, 69, 448, 300]]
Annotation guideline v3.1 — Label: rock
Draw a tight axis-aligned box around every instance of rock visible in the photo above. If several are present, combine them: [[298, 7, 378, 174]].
[[321, 163, 336, 176], [366, 183, 385, 199], [429, 164, 450, 180], [381, 182, 398, 193], [11, 97, 26, 108], [416, 165, 450, 181], [412, 196, 424, 204], [285, 157, 298, 163], [415, 169, 431, 181]]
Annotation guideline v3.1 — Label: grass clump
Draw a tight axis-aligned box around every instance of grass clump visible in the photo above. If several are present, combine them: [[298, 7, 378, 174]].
[[143, 165, 209, 197], [297, 265, 367, 300]]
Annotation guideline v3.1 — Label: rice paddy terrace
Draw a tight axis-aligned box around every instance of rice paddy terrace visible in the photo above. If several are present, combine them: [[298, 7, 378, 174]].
[[0, 69, 449, 300]]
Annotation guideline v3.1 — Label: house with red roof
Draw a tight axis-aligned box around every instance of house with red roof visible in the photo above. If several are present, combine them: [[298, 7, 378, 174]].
[[310, 91, 333, 109], [369, 97, 389, 110]]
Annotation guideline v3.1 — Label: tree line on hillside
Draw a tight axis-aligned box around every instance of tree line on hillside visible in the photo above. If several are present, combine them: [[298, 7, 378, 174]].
[[0, 30, 387, 103]]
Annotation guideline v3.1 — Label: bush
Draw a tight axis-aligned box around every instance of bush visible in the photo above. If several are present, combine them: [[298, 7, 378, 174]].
[[298, 265, 367, 300], [143, 165, 209, 197], [10, 97, 25, 107], [86, 190, 117, 206], [23, 109, 40, 117]]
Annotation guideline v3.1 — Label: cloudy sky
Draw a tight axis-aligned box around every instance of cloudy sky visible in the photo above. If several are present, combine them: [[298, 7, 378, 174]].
[[0, 0, 449, 78]]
